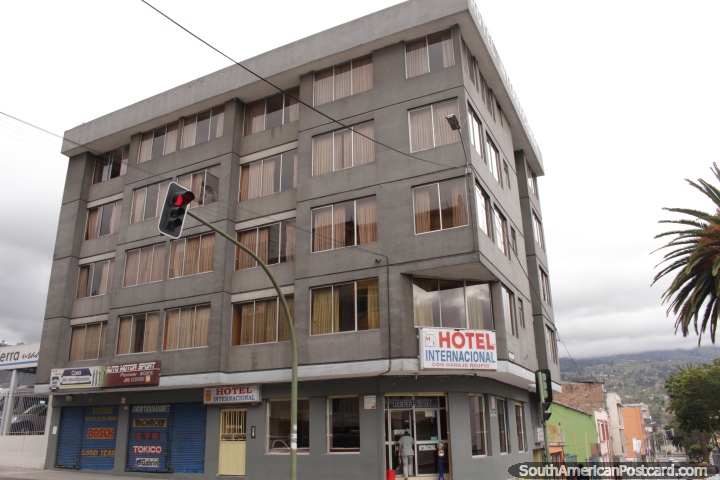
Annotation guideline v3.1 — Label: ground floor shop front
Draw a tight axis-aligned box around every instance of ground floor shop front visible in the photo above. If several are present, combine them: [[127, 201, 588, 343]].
[[44, 376, 538, 479]]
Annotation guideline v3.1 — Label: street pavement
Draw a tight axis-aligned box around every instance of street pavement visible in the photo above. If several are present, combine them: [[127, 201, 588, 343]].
[[0, 467, 121, 480]]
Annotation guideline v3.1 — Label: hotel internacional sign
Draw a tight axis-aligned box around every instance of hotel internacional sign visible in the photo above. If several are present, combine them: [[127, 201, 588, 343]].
[[419, 328, 497, 370]]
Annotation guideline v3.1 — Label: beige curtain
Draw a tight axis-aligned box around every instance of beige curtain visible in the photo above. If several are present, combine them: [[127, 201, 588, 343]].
[[181, 116, 197, 149], [244, 101, 265, 135], [138, 131, 153, 163], [466, 283, 484, 330], [106, 260, 114, 293], [132, 188, 146, 223], [311, 287, 333, 334], [158, 181, 170, 215], [285, 88, 299, 122], [334, 62, 352, 100], [68, 327, 86, 361], [164, 309, 180, 350], [184, 236, 201, 276], [359, 279, 379, 330], [199, 234, 215, 273], [314, 68, 334, 106], [312, 207, 333, 252], [165, 122, 178, 155], [213, 106, 225, 138], [432, 100, 460, 147], [124, 250, 140, 287], [409, 107, 433, 152], [413, 278, 436, 327], [262, 157, 278, 195], [178, 307, 194, 348], [352, 56, 373, 94], [257, 227, 270, 264], [439, 30, 454, 68], [237, 230, 258, 270], [255, 300, 276, 344], [413, 186, 432, 234], [353, 122, 374, 166], [313, 132, 333, 175], [144, 313, 159, 352], [405, 38, 429, 78], [86, 208, 99, 239], [334, 129, 353, 170], [117, 316, 132, 354], [194, 305, 210, 347], [151, 244, 165, 282], [333, 204, 347, 248], [191, 172, 204, 207], [110, 202, 121, 234], [98, 261, 110, 295], [356, 197, 377, 244], [239, 303, 254, 345], [449, 178, 469, 228], [169, 240, 185, 278], [333, 287, 341, 333], [284, 221, 296, 262], [278, 297, 294, 342], [77, 265, 89, 298], [84, 323, 102, 360], [139, 247, 153, 284], [239, 165, 250, 201]]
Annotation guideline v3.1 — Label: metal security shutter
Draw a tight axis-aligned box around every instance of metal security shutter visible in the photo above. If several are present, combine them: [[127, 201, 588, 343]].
[[79, 405, 119, 470], [126, 405, 171, 472], [169, 403, 207, 473], [56, 407, 83, 469]]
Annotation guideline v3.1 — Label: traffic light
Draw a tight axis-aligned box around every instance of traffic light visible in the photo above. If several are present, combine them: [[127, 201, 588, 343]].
[[158, 182, 195, 239], [536, 369, 553, 421]]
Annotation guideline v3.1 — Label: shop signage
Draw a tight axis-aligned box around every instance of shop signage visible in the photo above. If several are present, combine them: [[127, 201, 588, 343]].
[[103, 361, 161, 388], [0, 343, 39, 370], [418, 328, 497, 371], [87, 428, 115, 439], [391, 398, 439, 409], [136, 458, 160, 468], [50, 366, 104, 389], [203, 385, 261, 404]]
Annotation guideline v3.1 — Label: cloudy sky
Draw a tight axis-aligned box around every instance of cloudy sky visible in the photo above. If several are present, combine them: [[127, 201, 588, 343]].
[[1, 1, 719, 359]]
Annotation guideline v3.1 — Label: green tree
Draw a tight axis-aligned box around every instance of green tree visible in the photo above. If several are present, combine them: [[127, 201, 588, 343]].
[[653, 164, 720, 344]]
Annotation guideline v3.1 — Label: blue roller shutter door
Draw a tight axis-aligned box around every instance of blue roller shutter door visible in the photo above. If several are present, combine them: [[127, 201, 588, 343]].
[[55, 407, 83, 468], [126, 405, 171, 472], [169, 403, 207, 473], [79, 405, 119, 470]]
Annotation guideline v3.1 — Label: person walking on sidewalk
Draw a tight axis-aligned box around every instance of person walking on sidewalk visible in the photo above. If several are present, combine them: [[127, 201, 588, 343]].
[[398, 429, 415, 479]]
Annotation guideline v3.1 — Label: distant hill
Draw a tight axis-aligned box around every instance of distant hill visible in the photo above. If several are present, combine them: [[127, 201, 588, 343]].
[[560, 346, 720, 426]]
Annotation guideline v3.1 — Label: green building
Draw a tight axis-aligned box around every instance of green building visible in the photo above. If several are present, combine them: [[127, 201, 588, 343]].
[[548, 402, 599, 464]]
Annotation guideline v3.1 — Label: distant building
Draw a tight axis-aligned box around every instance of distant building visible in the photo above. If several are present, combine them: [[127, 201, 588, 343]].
[[605, 392, 626, 461], [623, 404, 653, 461]]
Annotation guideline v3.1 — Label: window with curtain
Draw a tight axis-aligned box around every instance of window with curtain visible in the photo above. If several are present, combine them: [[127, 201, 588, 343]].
[[77, 259, 114, 298], [138, 121, 179, 163], [517, 298, 525, 328], [312, 121, 374, 176], [532, 211, 545, 250], [180, 105, 225, 150], [408, 99, 460, 153], [328, 397, 360, 452], [405, 29, 454, 79], [493, 207, 507, 255], [412, 278, 492, 329], [485, 137, 501, 184], [163, 303, 210, 351], [312, 197, 377, 252], [243, 88, 299, 136], [268, 399, 309, 452], [503, 161, 511, 189], [497, 398, 509, 453], [540, 268, 552, 306], [462, 38, 496, 120], [412, 178, 468, 234], [527, 164, 539, 198], [475, 184, 490, 237], [239, 149, 297, 201], [545, 324, 558, 363], [510, 227, 517, 255], [169, 233, 215, 279], [131, 180, 171, 224], [117, 312, 160, 354], [311, 278, 379, 335], [123, 243, 166, 287], [468, 106, 483, 158], [92, 145, 129, 184], [235, 220, 295, 270], [469, 395, 487, 456], [515, 403, 527, 452], [68, 322, 106, 361], [314, 55, 373, 106], [176, 165, 220, 208], [85, 200, 122, 240], [501, 285, 517, 337], [231, 296, 295, 346]]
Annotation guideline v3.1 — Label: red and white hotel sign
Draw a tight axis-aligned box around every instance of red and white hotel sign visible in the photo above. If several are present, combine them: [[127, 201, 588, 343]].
[[419, 328, 497, 371], [204, 385, 261, 404]]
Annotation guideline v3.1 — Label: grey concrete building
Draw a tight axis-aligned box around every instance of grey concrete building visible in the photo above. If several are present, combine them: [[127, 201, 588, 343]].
[[36, 0, 560, 478]]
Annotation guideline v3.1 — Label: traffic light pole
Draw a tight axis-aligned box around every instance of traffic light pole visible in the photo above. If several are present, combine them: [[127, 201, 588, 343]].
[[186, 210, 299, 480]]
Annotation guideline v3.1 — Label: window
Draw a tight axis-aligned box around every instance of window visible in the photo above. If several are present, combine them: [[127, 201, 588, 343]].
[[311, 278, 379, 335], [413, 278, 493, 329], [532, 212, 545, 250], [328, 397, 360, 452], [463, 39, 497, 119], [515, 403, 527, 452], [85, 200, 122, 239], [231, 296, 295, 345], [124, 243, 166, 287], [413, 178, 468, 234], [117, 312, 160, 354], [492, 207, 507, 255], [517, 298, 525, 329], [169, 233, 215, 279], [409, 99, 460, 152], [510, 227, 517, 255], [406, 30, 454, 78], [92, 146, 129, 184], [312, 197, 377, 252], [497, 398, 509, 453], [485, 137, 501, 184], [131, 180, 171, 224], [138, 122, 178, 163], [68, 323, 106, 361], [540, 268, 552, 306], [527, 165, 539, 197], [236, 220, 296, 270], [475, 185, 490, 236], [314, 56, 373, 105], [177, 166, 220, 208], [312, 122, 374, 176], [163, 304, 210, 350], [545, 325, 558, 364], [468, 106, 483, 158], [77, 259, 114, 298], [244, 89, 299, 136], [469, 395, 487, 456], [268, 399, 309, 452], [501, 286, 517, 337], [239, 150, 297, 201], [503, 161, 511, 189], [180, 106, 225, 149]]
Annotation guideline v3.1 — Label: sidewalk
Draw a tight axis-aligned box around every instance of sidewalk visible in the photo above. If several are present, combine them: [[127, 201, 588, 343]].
[[0, 467, 120, 480]]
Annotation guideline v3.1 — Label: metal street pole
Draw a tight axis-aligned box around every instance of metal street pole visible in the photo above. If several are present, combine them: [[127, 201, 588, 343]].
[[186, 210, 299, 480]]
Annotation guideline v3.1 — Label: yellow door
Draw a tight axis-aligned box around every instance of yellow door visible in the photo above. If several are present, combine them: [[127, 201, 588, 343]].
[[218, 408, 247, 476]]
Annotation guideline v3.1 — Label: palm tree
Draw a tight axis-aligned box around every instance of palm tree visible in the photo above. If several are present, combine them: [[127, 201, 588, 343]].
[[653, 163, 720, 345]]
